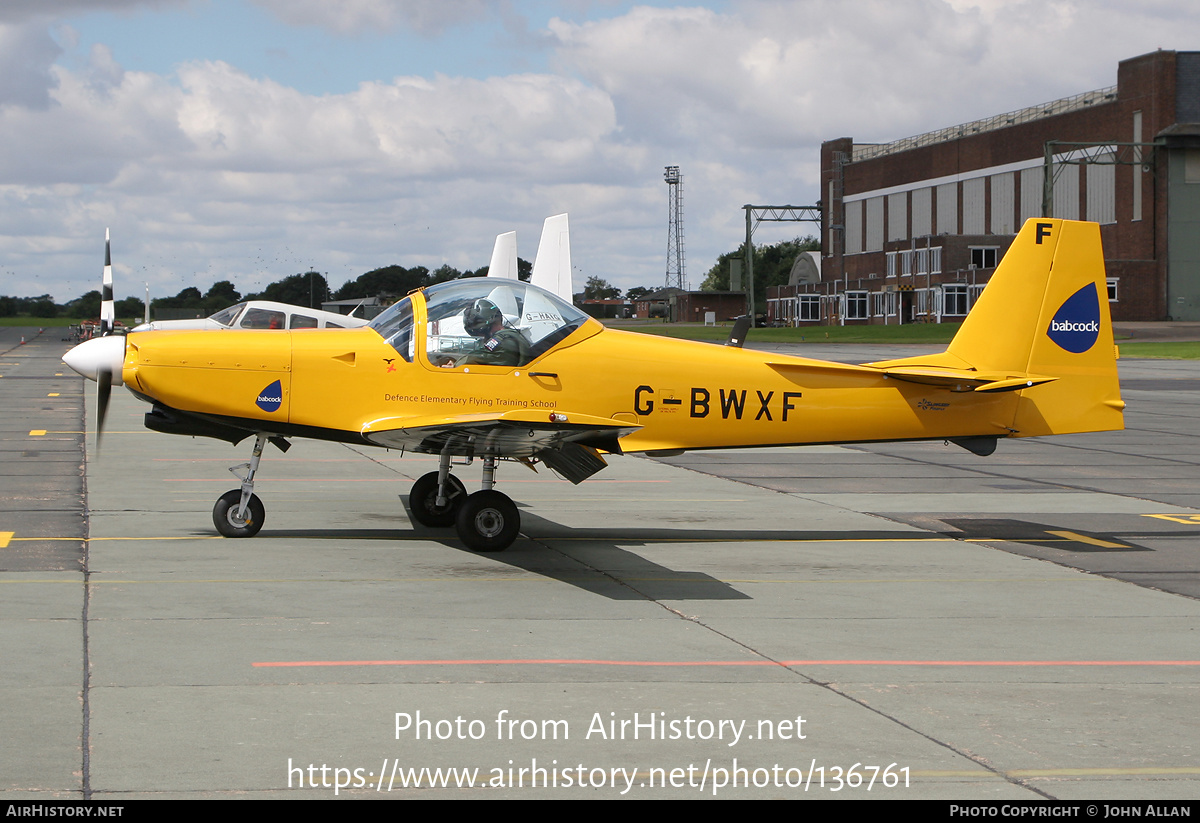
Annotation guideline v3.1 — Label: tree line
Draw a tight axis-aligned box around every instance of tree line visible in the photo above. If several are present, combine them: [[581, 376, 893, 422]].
[[581, 235, 820, 310], [1, 235, 817, 320]]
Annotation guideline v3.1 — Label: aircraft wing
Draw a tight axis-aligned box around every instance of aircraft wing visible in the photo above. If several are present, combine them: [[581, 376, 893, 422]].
[[361, 409, 641, 481]]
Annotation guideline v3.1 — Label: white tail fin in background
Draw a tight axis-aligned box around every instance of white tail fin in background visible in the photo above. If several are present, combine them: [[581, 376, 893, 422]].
[[531, 213, 572, 301], [487, 231, 518, 280]]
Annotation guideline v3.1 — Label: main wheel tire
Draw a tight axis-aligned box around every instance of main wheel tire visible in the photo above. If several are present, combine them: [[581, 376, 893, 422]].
[[409, 472, 467, 527], [455, 490, 519, 552], [213, 489, 265, 538]]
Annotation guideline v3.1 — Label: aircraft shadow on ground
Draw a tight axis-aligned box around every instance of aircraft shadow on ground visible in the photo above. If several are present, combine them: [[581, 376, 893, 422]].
[[238, 507, 948, 602], [937, 518, 1153, 552]]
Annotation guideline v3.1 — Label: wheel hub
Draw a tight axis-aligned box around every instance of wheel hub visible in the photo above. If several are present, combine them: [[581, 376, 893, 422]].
[[473, 508, 505, 538]]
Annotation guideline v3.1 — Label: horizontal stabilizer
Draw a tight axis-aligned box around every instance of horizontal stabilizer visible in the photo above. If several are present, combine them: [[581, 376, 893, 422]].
[[877, 365, 1057, 393]]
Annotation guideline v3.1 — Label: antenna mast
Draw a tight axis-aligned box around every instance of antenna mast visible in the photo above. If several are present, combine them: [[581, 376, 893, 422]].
[[664, 165, 685, 290]]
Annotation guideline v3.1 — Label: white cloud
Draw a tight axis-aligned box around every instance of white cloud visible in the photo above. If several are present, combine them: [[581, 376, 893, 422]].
[[0, 0, 181, 25], [0, 47, 636, 299], [7, 0, 1200, 302], [250, 0, 495, 35], [0, 22, 63, 108]]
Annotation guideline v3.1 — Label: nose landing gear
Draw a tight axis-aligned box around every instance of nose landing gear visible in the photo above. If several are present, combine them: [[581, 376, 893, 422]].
[[212, 433, 278, 538]]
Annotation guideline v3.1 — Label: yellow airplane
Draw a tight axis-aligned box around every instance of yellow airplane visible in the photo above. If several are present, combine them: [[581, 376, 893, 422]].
[[64, 217, 1123, 551]]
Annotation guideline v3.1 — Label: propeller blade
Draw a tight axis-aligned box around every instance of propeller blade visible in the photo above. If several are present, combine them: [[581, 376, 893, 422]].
[[100, 228, 114, 336], [96, 367, 112, 450]]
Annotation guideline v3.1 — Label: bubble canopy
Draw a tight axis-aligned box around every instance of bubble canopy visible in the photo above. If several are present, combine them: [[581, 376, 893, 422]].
[[368, 279, 592, 366]]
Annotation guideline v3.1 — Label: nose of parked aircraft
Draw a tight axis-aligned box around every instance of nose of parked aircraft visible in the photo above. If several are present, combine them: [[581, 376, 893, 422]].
[[63, 334, 126, 387]]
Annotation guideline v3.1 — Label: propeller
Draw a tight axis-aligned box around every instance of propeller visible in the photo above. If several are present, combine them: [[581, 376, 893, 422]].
[[96, 366, 112, 450], [100, 228, 114, 337], [62, 230, 125, 450], [96, 228, 116, 448]]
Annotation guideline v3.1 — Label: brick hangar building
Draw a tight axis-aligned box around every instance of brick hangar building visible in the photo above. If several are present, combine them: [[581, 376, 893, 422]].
[[767, 50, 1200, 326]]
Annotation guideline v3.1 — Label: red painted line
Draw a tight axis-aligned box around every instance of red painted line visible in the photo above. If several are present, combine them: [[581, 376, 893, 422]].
[[253, 658, 1200, 669]]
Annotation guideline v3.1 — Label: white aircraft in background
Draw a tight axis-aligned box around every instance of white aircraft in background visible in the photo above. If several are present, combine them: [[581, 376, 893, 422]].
[[132, 300, 367, 332], [130, 213, 572, 334], [486, 213, 574, 302]]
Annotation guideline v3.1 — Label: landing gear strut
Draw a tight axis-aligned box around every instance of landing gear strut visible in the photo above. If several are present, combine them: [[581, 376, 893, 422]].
[[409, 448, 468, 527], [213, 433, 268, 538]]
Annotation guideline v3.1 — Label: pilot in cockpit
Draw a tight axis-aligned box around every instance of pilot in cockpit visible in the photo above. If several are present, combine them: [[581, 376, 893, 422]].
[[442, 298, 529, 367]]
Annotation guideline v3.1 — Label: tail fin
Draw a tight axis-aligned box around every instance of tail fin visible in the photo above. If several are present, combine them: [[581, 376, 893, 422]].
[[531, 213, 573, 301], [949, 218, 1124, 436], [487, 231, 519, 280]]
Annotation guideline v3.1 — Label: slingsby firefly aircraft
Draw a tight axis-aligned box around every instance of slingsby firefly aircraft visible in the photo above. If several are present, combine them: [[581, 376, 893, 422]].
[[64, 217, 1123, 551]]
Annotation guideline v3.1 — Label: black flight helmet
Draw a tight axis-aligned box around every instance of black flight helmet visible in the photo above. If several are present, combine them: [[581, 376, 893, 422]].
[[463, 298, 502, 337]]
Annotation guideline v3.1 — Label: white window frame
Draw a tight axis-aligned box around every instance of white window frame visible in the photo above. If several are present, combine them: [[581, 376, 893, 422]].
[[969, 246, 999, 270], [943, 284, 969, 317], [845, 291, 869, 320]]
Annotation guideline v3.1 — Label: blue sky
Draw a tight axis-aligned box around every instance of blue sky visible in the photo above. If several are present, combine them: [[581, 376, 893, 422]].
[[2, 0, 1199, 304], [60, 1, 565, 91]]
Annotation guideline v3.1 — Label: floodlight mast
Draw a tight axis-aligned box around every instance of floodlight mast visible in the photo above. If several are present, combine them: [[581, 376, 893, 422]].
[[665, 166, 685, 291]]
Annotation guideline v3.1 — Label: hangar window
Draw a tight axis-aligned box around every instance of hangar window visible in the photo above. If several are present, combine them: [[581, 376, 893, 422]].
[[798, 295, 821, 321], [969, 246, 999, 270], [845, 291, 868, 320], [1107, 278, 1119, 303], [871, 292, 897, 318], [943, 284, 969, 316]]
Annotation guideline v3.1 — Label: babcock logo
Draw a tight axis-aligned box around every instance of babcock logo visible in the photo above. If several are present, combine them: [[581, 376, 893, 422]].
[[1046, 284, 1101, 353], [255, 380, 283, 412]]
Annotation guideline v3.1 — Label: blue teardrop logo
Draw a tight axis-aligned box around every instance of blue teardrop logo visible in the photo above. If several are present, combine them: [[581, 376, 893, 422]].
[[255, 379, 283, 412], [1046, 284, 1100, 354]]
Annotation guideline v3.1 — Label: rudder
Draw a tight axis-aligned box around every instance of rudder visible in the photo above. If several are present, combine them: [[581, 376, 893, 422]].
[[949, 218, 1124, 437]]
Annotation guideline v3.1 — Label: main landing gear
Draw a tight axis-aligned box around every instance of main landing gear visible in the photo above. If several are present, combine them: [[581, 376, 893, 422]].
[[409, 450, 520, 552]]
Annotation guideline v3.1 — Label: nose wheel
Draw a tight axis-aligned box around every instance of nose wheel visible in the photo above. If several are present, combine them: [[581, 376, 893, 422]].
[[213, 490, 265, 538]]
